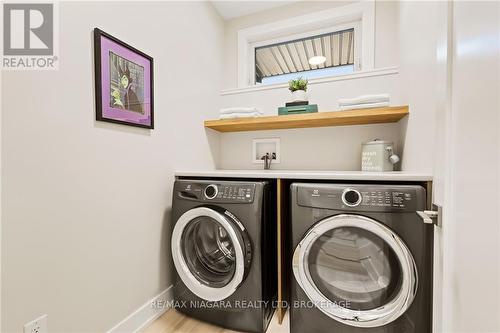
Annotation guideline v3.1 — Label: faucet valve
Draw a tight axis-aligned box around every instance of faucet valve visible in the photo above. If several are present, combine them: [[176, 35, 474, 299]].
[[261, 152, 276, 170]]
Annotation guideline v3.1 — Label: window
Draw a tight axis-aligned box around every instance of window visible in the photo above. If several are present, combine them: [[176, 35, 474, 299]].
[[237, 2, 375, 87], [255, 29, 355, 84]]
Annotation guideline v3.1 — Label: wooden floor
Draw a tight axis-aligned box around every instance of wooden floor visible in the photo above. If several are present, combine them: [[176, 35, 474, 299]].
[[142, 308, 289, 333]]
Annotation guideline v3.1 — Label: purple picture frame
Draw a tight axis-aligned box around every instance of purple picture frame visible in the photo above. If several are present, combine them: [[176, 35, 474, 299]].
[[94, 28, 154, 129]]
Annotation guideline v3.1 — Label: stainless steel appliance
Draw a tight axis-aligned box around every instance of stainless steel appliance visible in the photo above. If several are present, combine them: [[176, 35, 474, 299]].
[[290, 183, 433, 333], [171, 179, 276, 333]]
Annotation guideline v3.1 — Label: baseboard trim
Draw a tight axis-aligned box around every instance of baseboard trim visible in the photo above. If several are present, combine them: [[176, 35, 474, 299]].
[[107, 285, 174, 333]]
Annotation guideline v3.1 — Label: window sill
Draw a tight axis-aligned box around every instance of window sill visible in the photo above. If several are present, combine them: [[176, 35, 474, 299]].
[[221, 66, 399, 96]]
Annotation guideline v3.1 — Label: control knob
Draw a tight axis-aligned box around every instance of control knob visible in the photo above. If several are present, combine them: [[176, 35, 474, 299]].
[[204, 184, 218, 199], [342, 188, 362, 207]]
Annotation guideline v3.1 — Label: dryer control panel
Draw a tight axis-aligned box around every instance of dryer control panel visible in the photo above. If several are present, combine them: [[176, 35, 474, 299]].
[[177, 181, 256, 203], [216, 184, 255, 202], [297, 184, 426, 212]]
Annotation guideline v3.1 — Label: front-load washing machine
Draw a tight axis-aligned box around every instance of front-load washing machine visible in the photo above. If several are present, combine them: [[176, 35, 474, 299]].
[[171, 179, 276, 333], [290, 183, 433, 333]]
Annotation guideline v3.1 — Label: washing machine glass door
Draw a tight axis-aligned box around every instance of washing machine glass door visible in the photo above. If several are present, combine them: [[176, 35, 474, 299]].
[[172, 207, 250, 302], [293, 214, 417, 328]]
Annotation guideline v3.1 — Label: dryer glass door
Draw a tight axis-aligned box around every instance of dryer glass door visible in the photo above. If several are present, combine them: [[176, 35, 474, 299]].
[[172, 207, 250, 302], [293, 214, 417, 328]]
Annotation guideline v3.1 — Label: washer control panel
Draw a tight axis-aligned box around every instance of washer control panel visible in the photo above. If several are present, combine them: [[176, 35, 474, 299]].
[[361, 189, 413, 208], [177, 182, 256, 203], [297, 184, 425, 212], [217, 184, 255, 202]]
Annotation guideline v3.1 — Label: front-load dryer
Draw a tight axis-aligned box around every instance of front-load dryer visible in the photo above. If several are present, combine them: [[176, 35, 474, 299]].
[[171, 179, 276, 333], [290, 183, 433, 333]]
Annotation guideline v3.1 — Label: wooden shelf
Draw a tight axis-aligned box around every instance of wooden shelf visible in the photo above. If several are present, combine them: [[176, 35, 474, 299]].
[[205, 106, 409, 132]]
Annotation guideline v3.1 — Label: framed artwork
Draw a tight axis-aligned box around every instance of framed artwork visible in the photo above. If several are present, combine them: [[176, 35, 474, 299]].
[[94, 28, 154, 129]]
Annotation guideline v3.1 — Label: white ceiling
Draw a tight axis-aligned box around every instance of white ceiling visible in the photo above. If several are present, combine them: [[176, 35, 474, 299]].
[[211, 1, 300, 20]]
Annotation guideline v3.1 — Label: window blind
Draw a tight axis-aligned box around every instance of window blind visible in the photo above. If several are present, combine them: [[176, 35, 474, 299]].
[[255, 28, 354, 82]]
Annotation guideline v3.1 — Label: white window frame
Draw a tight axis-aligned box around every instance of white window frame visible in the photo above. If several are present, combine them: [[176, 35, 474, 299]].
[[237, 1, 375, 87]]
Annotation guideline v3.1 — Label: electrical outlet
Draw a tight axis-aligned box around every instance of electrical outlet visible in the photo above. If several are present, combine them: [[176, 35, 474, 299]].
[[24, 314, 47, 333]]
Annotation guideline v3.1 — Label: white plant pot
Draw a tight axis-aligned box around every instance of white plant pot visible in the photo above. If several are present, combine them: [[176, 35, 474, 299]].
[[291, 90, 308, 102]]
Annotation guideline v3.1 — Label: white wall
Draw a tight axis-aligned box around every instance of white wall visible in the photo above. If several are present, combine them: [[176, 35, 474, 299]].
[[217, 0, 439, 173], [431, 2, 453, 331], [219, 72, 404, 170], [440, 1, 500, 331], [397, 1, 439, 173], [0, 49, 3, 333], [1, 2, 223, 332], [222, 1, 399, 89], [428, 2, 500, 332]]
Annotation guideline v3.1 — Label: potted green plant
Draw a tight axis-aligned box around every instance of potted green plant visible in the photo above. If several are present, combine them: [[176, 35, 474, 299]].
[[288, 77, 308, 102]]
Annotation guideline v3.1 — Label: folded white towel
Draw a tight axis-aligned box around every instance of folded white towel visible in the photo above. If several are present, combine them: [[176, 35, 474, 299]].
[[339, 101, 390, 111], [219, 112, 263, 119], [338, 94, 390, 106], [220, 107, 262, 115]]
